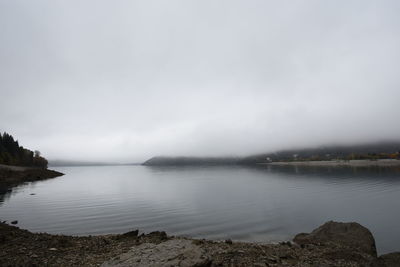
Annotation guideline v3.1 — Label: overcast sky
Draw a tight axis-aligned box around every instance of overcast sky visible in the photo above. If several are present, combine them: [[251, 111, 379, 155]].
[[1, 0, 400, 162]]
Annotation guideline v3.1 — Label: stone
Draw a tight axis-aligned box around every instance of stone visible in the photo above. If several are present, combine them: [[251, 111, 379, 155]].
[[225, 239, 232, 245], [122, 230, 139, 238], [293, 221, 377, 257], [146, 231, 168, 241], [376, 252, 400, 267], [101, 239, 211, 267], [10, 220, 18, 225]]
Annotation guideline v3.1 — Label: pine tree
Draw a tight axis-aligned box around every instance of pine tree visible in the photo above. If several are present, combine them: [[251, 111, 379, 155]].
[[0, 132, 48, 168]]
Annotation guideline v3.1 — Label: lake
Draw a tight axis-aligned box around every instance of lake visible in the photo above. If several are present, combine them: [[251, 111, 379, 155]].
[[1, 165, 399, 254]]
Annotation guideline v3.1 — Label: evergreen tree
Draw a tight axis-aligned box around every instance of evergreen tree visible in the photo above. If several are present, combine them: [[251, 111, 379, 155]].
[[0, 132, 48, 168]]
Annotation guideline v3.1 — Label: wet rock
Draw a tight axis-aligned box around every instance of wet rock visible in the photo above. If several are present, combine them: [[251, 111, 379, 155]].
[[293, 221, 377, 257], [101, 239, 211, 267], [11, 220, 18, 225]]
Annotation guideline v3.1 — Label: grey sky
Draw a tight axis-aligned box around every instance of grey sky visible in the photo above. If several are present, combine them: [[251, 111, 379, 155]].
[[1, 0, 400, 162]]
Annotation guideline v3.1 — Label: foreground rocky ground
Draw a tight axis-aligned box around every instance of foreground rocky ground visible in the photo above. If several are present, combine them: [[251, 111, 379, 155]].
[[1, 221, 399, 267]]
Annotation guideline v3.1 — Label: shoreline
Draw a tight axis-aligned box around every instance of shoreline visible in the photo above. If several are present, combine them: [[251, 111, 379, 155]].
[[0, 164, 64, 189], [262, 159, 400, 167], [0, 221, 399, 266]]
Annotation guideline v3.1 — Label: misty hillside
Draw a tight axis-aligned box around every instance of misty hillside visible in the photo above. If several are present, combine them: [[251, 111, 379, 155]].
[[48, 160, 140, 167], [144, 142, 400, 166], [239, 141, 400, 164], [142, 156, 241, 166], [49, 160, 117, 167]]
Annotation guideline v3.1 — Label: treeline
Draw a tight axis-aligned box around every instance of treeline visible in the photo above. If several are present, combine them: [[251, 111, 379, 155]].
[[0, 132, 48, 168], [142, 142, 400, 166], [240, 142, 400, 164]]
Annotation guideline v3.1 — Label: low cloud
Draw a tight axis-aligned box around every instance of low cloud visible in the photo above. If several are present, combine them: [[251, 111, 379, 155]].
[[1, 0, 400, 162]]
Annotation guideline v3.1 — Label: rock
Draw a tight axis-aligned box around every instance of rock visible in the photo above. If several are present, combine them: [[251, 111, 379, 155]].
[[225, 239, 232, 245], [122, 230, 139, 238], [293, 221, 377, 257], [101, 239, 211, 267], [147, 231, 168, 240], [279, 241, 292, 247], [375, 252, 400, 267], [10, 220, 18, 225]]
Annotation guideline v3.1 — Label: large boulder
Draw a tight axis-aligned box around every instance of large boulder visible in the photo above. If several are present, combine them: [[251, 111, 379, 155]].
[[293, 221, 377, 257]]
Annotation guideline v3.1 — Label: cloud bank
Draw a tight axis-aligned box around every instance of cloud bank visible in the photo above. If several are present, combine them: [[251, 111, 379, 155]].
[[1, 0, 400, 162]]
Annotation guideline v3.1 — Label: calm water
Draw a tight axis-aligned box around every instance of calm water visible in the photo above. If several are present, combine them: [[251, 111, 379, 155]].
[[1, 165, 399, 254]]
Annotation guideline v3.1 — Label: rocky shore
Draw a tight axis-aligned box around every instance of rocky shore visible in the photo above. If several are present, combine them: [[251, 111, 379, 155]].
[[0, 164, 64, 189], [1, 221, 399, 267]]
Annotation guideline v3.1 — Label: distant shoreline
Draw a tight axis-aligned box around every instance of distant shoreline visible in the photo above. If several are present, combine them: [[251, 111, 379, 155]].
[[262, 159, 400, 167]]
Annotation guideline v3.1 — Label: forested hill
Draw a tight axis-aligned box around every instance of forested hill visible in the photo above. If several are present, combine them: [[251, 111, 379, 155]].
[[143, 142, 400, 166], [239, 142, 400, 164], [0, 132, 48, 168]]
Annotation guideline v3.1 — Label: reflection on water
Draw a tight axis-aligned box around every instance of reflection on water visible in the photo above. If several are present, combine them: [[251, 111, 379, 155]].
[[0, 165, 399, 254], [0, 187, 12, 203]]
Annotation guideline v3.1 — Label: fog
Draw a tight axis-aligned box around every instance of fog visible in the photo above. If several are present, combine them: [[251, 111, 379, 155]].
[[1, 0, 400, 162]]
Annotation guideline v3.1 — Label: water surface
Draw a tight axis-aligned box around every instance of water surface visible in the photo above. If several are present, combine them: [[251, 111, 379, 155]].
[[1, 165, 399, 254]]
